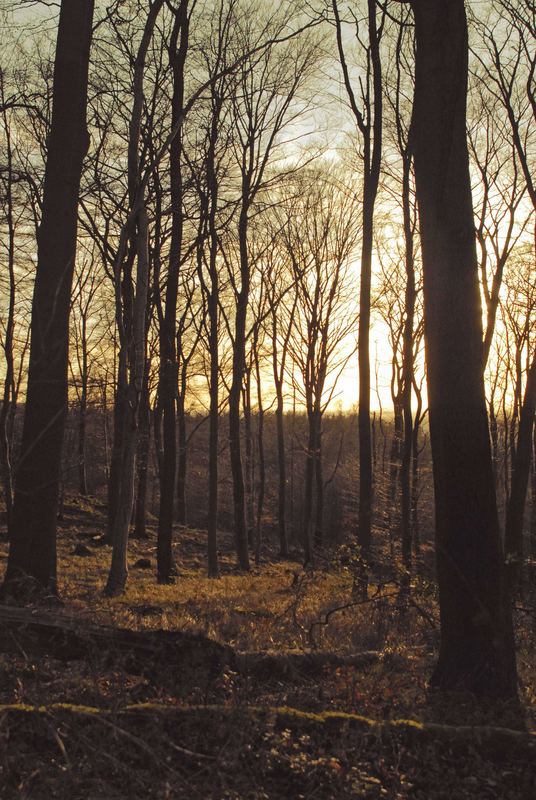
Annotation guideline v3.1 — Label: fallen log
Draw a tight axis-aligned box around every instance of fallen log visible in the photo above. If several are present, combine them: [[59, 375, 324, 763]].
[[1, 702, 534, 760], [236, 649, 388, 679], [1, 702, 534, 800], [0, 604, 232, 689], [0, 605, 387, 686]]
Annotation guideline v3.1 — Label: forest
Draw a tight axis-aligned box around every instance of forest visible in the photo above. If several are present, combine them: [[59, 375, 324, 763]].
[[0, 0, 535, 797]]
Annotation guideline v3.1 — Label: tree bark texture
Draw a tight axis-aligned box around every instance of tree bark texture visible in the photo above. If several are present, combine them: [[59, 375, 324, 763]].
[[157, 0, 189, 582], [412, 0, 517, 697], [4, 0, 94, 595]]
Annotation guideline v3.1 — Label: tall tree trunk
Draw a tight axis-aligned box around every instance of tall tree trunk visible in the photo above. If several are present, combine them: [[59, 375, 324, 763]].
[[3, 0, 94, 596], [400, 150, 416, 572], [176, 368, 188, 526], [387, 399, 403, 527], [78, 321, 88, 496], [207, 287, 219, 577], [358, 3, 382, 558], [101, 379, 110, 483], [411, 381, 423, 554], [275, 391, 288, 556], [132, 359, 151, 540], [411, 0, 517, 697], [272, 310, 289, 557], [254, 347, 265, 565], [105, 0, 164, 595], [105, 208, 150, 595], [314, 413, 324, 548], [157, 1, 189, 583], [333, 0, 382, 558], [107, 244, 135, 545], [504, 349, 536, 591], [228, 204, 251, 572], [243, 366, 254, 547], [531, 428, 536, 560], [302, 410, 316, 566], [0, 84, 16, 528], [202, 85, 223, 579]]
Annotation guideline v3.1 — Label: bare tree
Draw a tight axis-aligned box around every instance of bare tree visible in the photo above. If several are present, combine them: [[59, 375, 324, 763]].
[[3, 0, 94, 597], [280, 168, 359, 563], [332, 0, 384, 560], [104, 0, 165, 596], [410, 0, 517, 697], [155, 0, 191, 583], [225, 7, 318, 570]]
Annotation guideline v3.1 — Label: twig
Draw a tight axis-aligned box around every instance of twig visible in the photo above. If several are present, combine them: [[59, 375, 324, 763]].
[[307, 590, 400, 647]]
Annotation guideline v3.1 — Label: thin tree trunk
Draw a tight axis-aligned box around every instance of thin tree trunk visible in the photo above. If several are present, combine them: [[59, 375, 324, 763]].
[[411, 381, 423, 554], [228, 204, 251, 572], [272, 310, 289, 556], [0, 83, 16, 528], [400, 150, 416, 572], [207, 291, 219, 577], [202, 84, 223, 579], [314, 421, 324, 549], [105, 0, 163, 595], [132, 359, 151, 540], [105, 208, 150, 595], [157, 1, 188, 583], [77, 322, 88, 496], [302, 411, 316, 566], [243, 367, 254, 547], [504, 348, 536, 591], [254, 348, 265, 565], [107, 239, 136, 545], [531, 428, 536, 560], [333, 0, 382, 559], [387, 400, 403, 525], [176, 371, 187, 526]]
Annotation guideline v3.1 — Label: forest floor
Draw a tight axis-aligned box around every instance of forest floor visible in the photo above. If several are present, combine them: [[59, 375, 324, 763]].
[[0, 495, 535, 799]]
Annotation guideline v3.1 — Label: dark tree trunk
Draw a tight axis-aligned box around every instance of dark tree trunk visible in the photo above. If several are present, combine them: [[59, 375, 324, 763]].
[[411, 381, 423, 553], [132, 359, 151, 540], [153, 401, 164, 483], [3, 0, 94, 596], [504, 350, 536, 591], [106, 384, 126, 544], [400, 150, 416, 572], [207, 288, 219, 577], [202, 84, 223, 579], [334, 0, 382, 559], [275, 392, 288, 556], [105, 0, 164, 596], [77, 322, 88, 496], [0, 88, 16, 529], [157, 1, 189, 583], [302, 413, 316, 566], [243, 367, 254, 547], [105, 207, 151, 596], [272, 310, 289, 556], [531, 428, 536, 559], [356, 136, 375, 560], [107, 239, 135, 545], [176, 364, 188, 526], [228, 205, 251, 572], [412, 0, 517, 697], [314, 416, 324, 548], [387, 399, 403, 525], [254, 347, 265, 565]]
